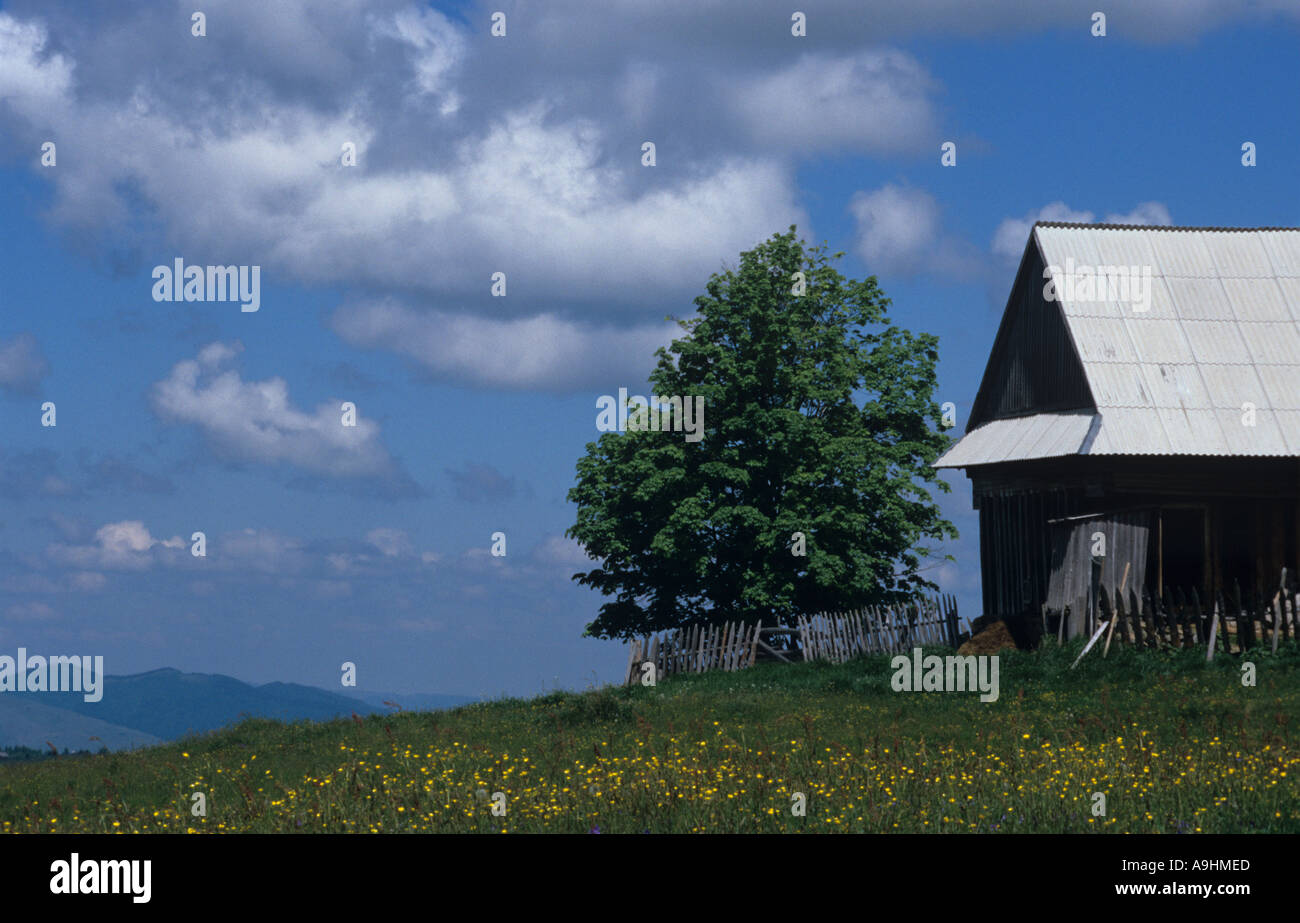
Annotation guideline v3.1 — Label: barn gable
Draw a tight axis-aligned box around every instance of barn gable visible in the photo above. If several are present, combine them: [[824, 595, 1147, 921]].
[[967, 237, 1095, 429], [940, 223, 1300, 468], [934, 222, 1300, 635]]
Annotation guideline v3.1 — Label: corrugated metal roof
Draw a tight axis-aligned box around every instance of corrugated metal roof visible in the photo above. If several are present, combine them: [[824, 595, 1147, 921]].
[[934, 413, 1096, 467], [1037, 225, 1300, 457], [939, 224, 1300, 465]]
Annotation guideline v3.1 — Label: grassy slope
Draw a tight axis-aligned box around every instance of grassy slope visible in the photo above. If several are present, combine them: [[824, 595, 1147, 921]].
[[1, 641, 1297, 833]]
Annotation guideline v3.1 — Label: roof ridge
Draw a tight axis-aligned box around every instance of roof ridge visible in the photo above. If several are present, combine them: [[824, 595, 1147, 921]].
[[1034, 221, 1300, 232]]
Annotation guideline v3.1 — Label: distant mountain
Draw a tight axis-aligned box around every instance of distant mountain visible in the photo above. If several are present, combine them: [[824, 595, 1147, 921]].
[[0, 694, 162, 753], [343, 690, 478, 713], [6, 668, 387, 742]]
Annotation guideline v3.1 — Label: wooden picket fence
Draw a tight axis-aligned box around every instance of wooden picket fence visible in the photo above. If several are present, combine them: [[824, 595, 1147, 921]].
[[1072, 571, 1300, 660], [623, 595, 961, 684], [623, 621, 762, 685], [798, 595, 960, 664]]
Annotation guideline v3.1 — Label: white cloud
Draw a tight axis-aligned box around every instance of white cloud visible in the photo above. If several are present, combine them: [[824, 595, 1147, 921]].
[[728, 51, 940, 155], [618, 60, 662, 125], [991, 202, 1096, 262], [47, 520, 184, 571], [332, 300, 679, 391], [0, 14, 72, 109], [0, 2, 1226, 397], [991, 201, 1173, 261], [531, 535, 594, 568], [150, 341, 406, 482], [527, 0, 1298, 47], [0, 7, 813, 396], [850, 184, 941, 276], [1104, 202, 1174, 227], [0, 8, 807, 308], [371, 5, 465, 110]]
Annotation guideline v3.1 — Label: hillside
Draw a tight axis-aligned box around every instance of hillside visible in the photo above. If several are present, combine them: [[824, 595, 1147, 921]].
[[2, 642, 1297, 833], [0, 695, 161, 754], [2, 668, 472, 743]]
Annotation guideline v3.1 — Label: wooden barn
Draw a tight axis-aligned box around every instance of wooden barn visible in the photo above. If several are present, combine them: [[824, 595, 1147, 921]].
[[936, 222, 1300, 639]]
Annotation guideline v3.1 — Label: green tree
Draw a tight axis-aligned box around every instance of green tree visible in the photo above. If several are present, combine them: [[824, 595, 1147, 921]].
[[567, 227, 956, 639]]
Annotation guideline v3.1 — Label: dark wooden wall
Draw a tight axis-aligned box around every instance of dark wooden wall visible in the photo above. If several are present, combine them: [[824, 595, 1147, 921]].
[[968, 457, 1300, 626], [967, 244, 1094, 429]]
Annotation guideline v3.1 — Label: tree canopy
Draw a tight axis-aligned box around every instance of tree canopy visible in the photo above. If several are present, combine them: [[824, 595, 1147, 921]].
[[567, 227, 956, 640]]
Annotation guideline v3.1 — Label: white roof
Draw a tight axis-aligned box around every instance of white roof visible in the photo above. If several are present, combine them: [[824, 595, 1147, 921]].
[[935, 413, 1097, 467], [937, 224, 1300, 466]]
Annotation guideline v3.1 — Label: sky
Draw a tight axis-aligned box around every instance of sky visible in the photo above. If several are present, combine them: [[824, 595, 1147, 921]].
[[0, 0, 1297, 699]]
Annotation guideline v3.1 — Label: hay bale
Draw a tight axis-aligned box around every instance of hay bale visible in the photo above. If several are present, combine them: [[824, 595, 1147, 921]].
[[957, 620, 1018, 655]]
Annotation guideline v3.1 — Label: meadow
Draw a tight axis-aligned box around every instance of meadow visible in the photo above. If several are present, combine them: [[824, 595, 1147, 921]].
[[1, 640, 1297, 833]]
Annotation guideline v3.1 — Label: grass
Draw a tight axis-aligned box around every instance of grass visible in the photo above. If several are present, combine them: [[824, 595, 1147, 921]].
[[1, 640, 1297, 833]]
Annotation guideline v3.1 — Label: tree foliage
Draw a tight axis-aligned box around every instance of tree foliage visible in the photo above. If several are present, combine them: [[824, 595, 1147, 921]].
[[567, 227, 956, 639]]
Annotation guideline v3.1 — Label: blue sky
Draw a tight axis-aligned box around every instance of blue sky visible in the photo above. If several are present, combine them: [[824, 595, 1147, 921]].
[[0, 1, 1297, 698]]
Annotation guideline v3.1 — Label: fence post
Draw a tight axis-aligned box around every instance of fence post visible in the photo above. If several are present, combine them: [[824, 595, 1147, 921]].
[[1102, 588, 1119, 657], [625, 638, 641, 685]]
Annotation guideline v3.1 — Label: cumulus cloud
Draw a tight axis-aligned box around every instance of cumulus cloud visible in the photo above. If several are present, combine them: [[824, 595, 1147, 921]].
[[0, 333, 49, 393], [530, 535, 594, 568], [331, 300, 678, 391], [1104, 201, 1174, 227], [850, 185, 941, 275], [727, 51, 940, 155], [991, 201, 1174, 261], [0, 7, 807, 305], [849, 184, 982, 280], [371, 5, 466, 107], [0, 14, 72, 107], [47, 520, 184, 571], [149, 341, 413, 490], [523, 0, 1297, 49], [0, 0, 1245, 396], [991, 202, 1096, 262], [0, 4, 820, 390]]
